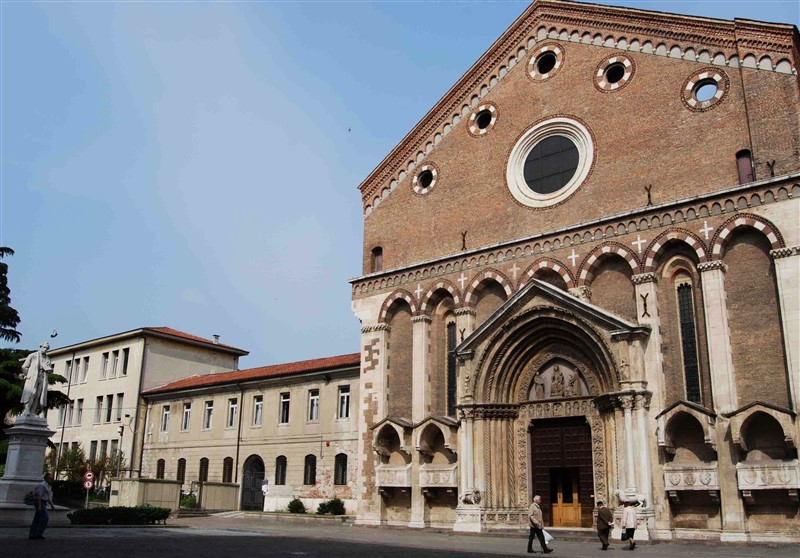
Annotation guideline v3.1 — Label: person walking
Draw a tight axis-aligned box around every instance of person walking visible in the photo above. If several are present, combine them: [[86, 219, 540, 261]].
[[527, 495, 554, 554], [29, 472, 55, 540], [596, 501, 613, 550], [622, 501, 637, 550]]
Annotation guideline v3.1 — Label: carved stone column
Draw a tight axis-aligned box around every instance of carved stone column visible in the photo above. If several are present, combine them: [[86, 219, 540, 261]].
[[697, 261, 737, 414], [454, 405, 482, 533], [621, 394, 637, 493], [771, 247, 800, 413], [633, 393, 653, 505], [631, 273, 664, 408], [411, 315, 432, 424]]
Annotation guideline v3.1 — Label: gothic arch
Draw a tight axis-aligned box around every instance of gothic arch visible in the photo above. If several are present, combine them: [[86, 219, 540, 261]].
[[473, 305, 619, 403], [643, 228, 709, 272], [578, 242, 640, 286], [418, 279, 461, 315], [710, 213, 784, 258], [519, 257, 576, 290], [378, 289, 418, 323], [462, 268, 514, 306]]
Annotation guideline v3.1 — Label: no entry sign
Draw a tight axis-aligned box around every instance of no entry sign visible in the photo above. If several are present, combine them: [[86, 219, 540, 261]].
[[84, 471, 94, 481]]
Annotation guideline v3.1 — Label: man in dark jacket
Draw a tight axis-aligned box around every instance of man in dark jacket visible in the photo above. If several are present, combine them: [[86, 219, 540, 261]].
[[596, 501, 614, 550]]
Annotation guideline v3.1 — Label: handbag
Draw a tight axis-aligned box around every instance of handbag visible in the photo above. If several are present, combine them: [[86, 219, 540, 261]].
[[23, 491, 35, 506], [621, 531, 629, 541]]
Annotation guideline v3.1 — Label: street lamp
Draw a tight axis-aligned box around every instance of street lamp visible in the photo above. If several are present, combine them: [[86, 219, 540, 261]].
[[116, 425, 124, 478]]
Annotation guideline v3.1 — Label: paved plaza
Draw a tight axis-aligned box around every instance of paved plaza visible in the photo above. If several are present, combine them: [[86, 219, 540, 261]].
[[1, 514, 797, 558]]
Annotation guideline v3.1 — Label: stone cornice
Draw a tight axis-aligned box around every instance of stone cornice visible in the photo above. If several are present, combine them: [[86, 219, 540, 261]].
[[771, 246, 800, 259], [631, 272, 657, 285], [454, 307, 477, 317], [411, 315, 432, 324], [697, 261, 727, 273], [361, 324, 391, 334]]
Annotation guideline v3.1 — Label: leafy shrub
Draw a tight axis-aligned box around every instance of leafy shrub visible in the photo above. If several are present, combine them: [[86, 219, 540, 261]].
[[67, 505, 170, 525], [316, 497, 346, 515], [287, 498, 306, 514], [180, 493, 198, 509]]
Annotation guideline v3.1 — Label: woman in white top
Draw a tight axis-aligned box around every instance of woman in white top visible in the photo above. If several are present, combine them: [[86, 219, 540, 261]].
[[622, 501, 637, 550]]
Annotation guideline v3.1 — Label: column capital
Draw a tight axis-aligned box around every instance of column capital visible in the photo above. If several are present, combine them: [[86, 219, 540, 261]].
[[770, 246, 800, 259], [454, 307, 476, 317], [631, 272, 657, 285], [361, 323, 391, 334], [411, 315, 432, 324], [569, 286, 592, 302], [697, 261, 727, 273]]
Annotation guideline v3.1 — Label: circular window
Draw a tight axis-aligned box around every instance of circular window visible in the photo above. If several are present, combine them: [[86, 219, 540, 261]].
[[528, 43, 564, 81], [468, 103, 497, 137], [412, 164, 438, 195], [506, 117, 594, 208], [682, 68, 729, 112], [594, 55, 635, 92]]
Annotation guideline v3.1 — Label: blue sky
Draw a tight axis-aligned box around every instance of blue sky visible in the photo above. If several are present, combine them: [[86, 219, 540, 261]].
[[3, 1, 798, 368]]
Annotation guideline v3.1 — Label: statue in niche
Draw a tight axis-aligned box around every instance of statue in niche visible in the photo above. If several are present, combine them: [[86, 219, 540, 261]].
[[550, 365, 565, 398], [533, 371, 546, 400], [564, 370, 579, 397]]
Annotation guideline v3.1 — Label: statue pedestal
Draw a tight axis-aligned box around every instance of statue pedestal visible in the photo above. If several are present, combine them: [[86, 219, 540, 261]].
[[0, 415, 69, 526]]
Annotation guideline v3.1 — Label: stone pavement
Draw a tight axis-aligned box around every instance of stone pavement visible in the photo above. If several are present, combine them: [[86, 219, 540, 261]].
[[1, 513, 796, 558]]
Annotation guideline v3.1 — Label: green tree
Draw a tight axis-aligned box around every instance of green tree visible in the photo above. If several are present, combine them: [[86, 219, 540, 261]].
[[56, 443, 87, 481], [0, 247, 21, 343]]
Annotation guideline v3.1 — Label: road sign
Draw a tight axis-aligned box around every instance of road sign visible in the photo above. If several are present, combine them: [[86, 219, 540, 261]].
[[84, 471, 94, 481], [84, 480, 94, 490]]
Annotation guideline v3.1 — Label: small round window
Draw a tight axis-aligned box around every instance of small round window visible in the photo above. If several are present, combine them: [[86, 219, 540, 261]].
[[528, 43, 564, 81], [682, 68, 729, 112], [523, 136, 579, 194], [594, 55, 635, 92], [506, 117, 594, 208], [412, 164, 438, 195], [468, 103, 497, 137]]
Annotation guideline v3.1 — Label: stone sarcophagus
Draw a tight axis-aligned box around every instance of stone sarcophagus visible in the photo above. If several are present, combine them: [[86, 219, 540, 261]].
[[419, 464, 458, 488], [376, 464, 412, 488], [736, 459, 800, 503], [663, 462, 720, 503]]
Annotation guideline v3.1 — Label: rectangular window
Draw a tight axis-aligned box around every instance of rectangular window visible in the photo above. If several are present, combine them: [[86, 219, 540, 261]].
[[71, 359, 79, 385], [95, 396, 103, 424], [182, 402, 191, 431], [89, 440, 98, 461], [116, 393, 124, 422], [105, 394, 114, 423], [110, 350, 119, 378], [67, 401, 75, 426], [308, 389, 319, 422], [121, 348, 130, 376], [75, 399, 84, 426], [279, 392, 290, 424], [58, 406, 65, 427], [337, 385, 351, 419], [227, 398, 238, 428], [161, 405, 170, 432], [101, 352, 109, 379], [110, 439, 118, 456], [81, 357, 89, 383], [203, 401, 213, 430], [252, 395, 263, 426], [100, 440, 108, 458], [65, 360, 72, 384], [71, 441, 78, 452]]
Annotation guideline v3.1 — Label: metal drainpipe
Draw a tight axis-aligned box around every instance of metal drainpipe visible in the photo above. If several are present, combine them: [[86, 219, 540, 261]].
[[133, 336, 148, 478], [55, 351, 75, 480], [735, 37, 756, 179], [234, 383, 244, 483]]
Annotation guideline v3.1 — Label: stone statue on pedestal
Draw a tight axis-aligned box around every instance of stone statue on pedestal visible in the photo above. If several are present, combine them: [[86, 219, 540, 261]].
[[20, 343, 53, 416]]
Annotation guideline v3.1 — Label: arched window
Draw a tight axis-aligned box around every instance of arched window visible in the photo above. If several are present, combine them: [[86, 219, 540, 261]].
[[371, 247, 383, 273], [176, 458, 186, 483], [275, 455, 287, 485], [334, 453, 347, 486], [199, 457, 209, 482], [446, 321, 457, 416], [156, 459, 165, 479], [736, 149, 754, 184], [676, 278, 701, 403], [303, 455, 316, 485], [222, 457, 234, 483]]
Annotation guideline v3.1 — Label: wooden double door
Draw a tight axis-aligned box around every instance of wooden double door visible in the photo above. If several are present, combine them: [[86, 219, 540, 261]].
[[530, 416, 593, 527]]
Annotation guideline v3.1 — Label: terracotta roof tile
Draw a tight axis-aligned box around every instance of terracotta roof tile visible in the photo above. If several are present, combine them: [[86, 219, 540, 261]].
[[146, 327, 247, 353], [144, 352, 361, 395]]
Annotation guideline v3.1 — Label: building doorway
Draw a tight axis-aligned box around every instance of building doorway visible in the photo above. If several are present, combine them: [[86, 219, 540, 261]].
[[530, 416, 593, 527], [241, 454, 265, 511]]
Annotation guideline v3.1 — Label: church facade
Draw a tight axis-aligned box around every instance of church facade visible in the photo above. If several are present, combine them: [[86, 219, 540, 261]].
[[350, 0, 799, 542]]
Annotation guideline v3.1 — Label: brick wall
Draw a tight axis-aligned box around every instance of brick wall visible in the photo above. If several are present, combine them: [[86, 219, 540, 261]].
[[387, 302, 413, 418], [588, 256, 636, 321]]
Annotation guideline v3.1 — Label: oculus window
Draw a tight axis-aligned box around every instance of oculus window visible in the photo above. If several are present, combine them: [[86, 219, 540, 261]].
[[507, 117, 594, 208]]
